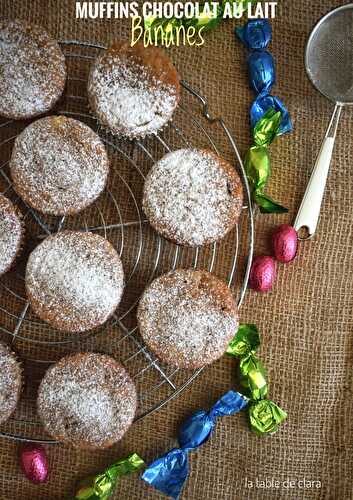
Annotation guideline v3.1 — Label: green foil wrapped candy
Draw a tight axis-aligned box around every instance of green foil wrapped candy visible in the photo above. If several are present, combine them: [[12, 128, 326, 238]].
[[249, 400, 287, 435], [226, 324, 260, 358], [239, 354, 268, 400], [244, 145, 271, 193], [244, 146, 288, 214], [254, 192, 288, 214], [75, 453, 144, 500], [253, 108, 282, 147]]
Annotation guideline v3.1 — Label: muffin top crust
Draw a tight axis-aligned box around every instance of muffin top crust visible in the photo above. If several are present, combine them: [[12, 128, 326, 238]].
[[88, 41, 180, 138], [0, 19, 66, 119]]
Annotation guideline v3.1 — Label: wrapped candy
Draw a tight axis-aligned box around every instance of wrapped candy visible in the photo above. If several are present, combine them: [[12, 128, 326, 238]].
[[142, 391, 248, 498], [226, 323, 260, 357], [236, 19, 272, 49], [244, 127, 287, 214], [227, 324, 287, 434], [253, 108, 281, 147], [239, 354, 268, 400], [74, 453, 144, 500], [249, 400, 287, 435], [227, 325, 268, 400], [244, 145, 271, 192], [19, 443, 49, 484], [236, 19, 292, 213], [251, 94, 292, 135], [247, 50, 275, 94], [249, 255, 277, 292], [272, 224, 298, 263]]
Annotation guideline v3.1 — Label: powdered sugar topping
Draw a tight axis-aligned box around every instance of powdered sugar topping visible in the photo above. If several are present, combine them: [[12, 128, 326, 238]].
[[10, 116, 109, 215], [37, 353, 136, 448], [143, 149, 243, 246], [26, 231, 124, 333], [0, 342, 22, 424], [88, 48, 179, 138], [138, 269, 238, 369], [0, 20, 66, 119], [0, 195, 23, 275]]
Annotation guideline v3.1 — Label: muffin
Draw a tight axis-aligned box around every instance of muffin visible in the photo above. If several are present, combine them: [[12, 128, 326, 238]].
[[0, 342, 22, 424], [10, 116, 109, 216], [137, 269, 239, 369], [142, 149, 243, 247], [25, 231, 124, 333], [0, 194, 24, 276], [88, 41, 180, 139], [37, 353, 137, 449], [0, 19, 66, 120]]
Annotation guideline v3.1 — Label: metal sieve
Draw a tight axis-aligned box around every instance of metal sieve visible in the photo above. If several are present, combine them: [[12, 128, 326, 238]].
[[294, 4, 353, 239]]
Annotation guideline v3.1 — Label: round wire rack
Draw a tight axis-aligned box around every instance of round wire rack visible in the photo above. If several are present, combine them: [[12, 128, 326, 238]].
[[0, 41, 254, 443]]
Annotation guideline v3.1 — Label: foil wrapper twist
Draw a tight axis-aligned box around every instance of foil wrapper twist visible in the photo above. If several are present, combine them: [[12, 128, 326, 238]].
[[142, 390, 248, 498], [236, 19, 292, 134], [236, 19, 292, 213], [227, 324, 287, 434], [74, 453, 144, 500]]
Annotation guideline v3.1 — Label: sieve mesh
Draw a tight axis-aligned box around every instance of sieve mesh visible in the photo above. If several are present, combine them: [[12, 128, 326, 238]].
[[306, 4, 353, 104]]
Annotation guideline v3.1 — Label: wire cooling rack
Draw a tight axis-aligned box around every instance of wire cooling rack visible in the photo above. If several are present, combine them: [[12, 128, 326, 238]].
[[0, 41, 254, 443]]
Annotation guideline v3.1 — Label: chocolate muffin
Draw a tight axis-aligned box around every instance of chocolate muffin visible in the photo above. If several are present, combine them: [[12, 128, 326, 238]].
[[10, 116, 109, 216], [25, 231, 124, 333], [137, 269, 239, 369], [0, 19, 66, 120], [142, 149, 243, 247], [37, 353, 137, 449], [0, 194, 24, 276], [0, 342, 22, 424], [88, 41, 180, 139]]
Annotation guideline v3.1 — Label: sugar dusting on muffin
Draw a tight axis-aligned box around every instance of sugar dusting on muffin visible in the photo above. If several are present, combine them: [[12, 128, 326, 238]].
[[26, 231, 124, 333], [0, 342, 22, 424], [10, 116, 109, 216], [137, 269, 239, 369], [143, 149, 243, 246], [0, 194, 24, 276], [0, 20, 66, 119], [88, 42, 180, 138], [37, 353, 137, 449]]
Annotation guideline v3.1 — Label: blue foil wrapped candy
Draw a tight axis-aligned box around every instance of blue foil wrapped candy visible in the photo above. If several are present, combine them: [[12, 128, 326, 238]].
[[236, 19, 292, 135], [250, 93, 292, 135], [236, 19, 272, 50], [142, 390, 248, 499], [248, 50, 275, 94]]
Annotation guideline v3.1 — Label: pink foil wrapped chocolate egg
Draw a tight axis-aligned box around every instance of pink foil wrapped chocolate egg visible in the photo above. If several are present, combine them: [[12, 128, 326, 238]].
[[249, 255, 276, 292], [272, 224, 298, 263], [19, 443, 49, 484]]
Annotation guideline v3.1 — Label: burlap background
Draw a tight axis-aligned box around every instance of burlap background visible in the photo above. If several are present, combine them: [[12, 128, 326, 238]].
[[0, 0, 352, 499]]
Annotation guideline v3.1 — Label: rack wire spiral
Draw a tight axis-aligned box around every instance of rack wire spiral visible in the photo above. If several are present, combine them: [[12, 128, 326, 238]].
[[0, 41, 254, 443]]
